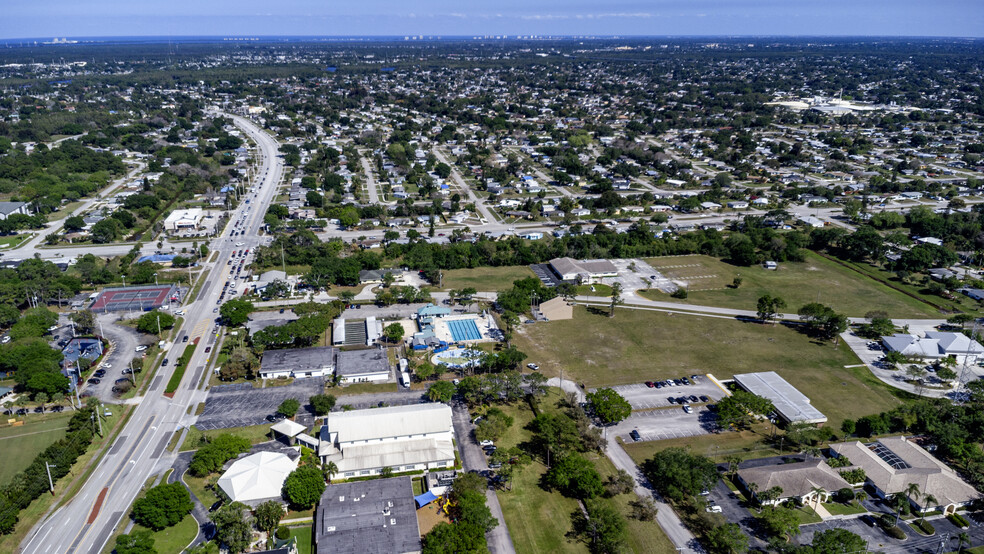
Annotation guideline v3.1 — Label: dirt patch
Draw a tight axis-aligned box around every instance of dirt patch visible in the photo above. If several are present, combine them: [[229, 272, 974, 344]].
[[416, 502, 450, 536]]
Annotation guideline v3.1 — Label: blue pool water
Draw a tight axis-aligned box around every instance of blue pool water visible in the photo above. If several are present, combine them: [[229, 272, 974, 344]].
[[447, 319, 481, 341]]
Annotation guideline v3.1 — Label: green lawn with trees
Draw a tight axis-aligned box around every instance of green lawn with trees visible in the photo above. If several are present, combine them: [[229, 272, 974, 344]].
[[642, 252, 939, 318]]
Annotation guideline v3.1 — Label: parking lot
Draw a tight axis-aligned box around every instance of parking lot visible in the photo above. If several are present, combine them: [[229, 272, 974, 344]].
[[197, 380, 325, 430], [607, 258, 676, 293], [196, 381, 425, 430], [611, 405, 719, 442], [602, 376, 727, 411]]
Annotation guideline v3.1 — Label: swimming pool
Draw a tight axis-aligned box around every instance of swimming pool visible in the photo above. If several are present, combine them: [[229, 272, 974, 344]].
[[447, 319, 482, 341]]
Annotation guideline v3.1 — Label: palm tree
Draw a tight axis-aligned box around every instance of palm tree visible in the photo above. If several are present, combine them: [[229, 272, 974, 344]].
[[905, 482, 922, 507], [810, 486, 826, 512], [855, 490, 868, 504], [955, 532, 971, 552], [322, 461, 338, 483], [920, 494, 938, 514]]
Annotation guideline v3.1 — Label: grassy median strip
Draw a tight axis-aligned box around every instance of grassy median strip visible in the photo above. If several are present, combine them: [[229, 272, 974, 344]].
[[165, 343, 198, 394]]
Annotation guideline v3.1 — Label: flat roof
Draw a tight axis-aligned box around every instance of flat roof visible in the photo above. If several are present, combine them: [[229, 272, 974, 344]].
[[314, 477, 420, 554], [336, 348, 390, 377], [733, 371, 827, 424], [260, 346, 336, 373]]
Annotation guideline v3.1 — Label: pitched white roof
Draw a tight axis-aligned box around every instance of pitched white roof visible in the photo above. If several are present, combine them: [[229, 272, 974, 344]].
[[217, 452, 298, 504], [325, 438, 456, 473], [325, 403, 452, 443], [270, 419, 307, 438]]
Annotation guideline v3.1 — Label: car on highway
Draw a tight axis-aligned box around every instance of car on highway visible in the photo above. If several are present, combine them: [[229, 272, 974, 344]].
[[161, 358, 169, 366], [204, 346, 212, 353]]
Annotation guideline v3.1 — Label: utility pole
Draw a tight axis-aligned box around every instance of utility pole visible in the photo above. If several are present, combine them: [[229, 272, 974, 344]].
[[157, 314, 162, 337], [44, 462, 56, 494]]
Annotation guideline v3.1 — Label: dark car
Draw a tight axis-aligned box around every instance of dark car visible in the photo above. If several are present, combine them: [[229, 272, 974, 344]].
[[162, 358, 169, 366], [699, 395, 710, 402], [681, 377, 692, 385], [630, 430, 642, 442], [205, 346, 212, 353], [266, 414, 284, 423], [87, 378, 101, 384], [182, 335, 189, 342], [51, 405, 64, 412], [94, 370, 106, 377], [655, 381, 663, 388], [645, 381, 654, 388], [115, 378, 131, 384], [668, 396, 676, 404], [689, 395, 699, 403], [860, 515, 876, 527]]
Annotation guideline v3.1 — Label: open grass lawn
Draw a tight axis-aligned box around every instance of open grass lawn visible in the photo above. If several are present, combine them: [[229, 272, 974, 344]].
[[823, 501, 867, 516], [513, 306, 905, 425], [0, 233, 32, 249], [132, 514, 198, 554], [333, 382, 398, 396], [493, 389, 674, 553], [790, 505, 823, 525], [0, 411, 74, 484], [622, 423, 783, 465], [179, 424, 273, 452], [440, 265, 535, 292], [834, 256, 979, 315], [289, 525, 313, 554], [577, 283, 613, 297], [642, 252, 940, 318], [0, 407, 126, 554], [49, 201, 85, 221], [182, 472, 219, 506]]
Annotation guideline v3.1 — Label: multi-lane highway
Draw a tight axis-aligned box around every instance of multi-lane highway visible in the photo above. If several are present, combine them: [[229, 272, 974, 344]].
[[20, 113, 283, 554]]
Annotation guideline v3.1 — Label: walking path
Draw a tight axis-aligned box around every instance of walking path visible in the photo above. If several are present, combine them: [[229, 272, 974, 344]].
[[547, 377, 703, 553]]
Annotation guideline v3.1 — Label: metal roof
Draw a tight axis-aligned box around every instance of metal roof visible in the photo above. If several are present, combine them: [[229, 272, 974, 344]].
[[315, 477, 420, 554], [733, 371, 827, 424]]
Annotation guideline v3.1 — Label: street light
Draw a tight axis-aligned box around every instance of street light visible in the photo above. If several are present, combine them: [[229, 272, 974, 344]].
[[154, 273, 158, 286], [121, 275, 126, 288]]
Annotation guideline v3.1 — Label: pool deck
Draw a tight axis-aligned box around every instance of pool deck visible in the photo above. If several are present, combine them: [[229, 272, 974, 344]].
[[433, 314, 499, 345]]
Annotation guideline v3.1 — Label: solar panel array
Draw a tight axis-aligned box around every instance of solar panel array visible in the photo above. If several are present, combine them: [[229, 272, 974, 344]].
[[868, 441, 911, 470]]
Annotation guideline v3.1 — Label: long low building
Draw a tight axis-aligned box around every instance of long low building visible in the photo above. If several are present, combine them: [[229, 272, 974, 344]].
[[319, 403, 456, 478], [259, 346, 336, 379], [548, 257, 618, 284], [732, 371, 827, 425]]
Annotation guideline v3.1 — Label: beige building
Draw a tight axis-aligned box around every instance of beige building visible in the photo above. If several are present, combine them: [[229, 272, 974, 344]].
[[737, 458, 850, 506], [830, 436, 978, 514]]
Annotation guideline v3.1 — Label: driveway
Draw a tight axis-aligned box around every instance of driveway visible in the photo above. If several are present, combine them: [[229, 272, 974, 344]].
[[840, 330, 955, 399], [72, 313, 149, 403], [705, 479, 765, 550], [451, 403, 516, 554], [613, 405, 718, 442]]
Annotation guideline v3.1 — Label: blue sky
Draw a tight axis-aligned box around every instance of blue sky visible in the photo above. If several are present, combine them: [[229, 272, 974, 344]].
[[2, 0, 983, 39]]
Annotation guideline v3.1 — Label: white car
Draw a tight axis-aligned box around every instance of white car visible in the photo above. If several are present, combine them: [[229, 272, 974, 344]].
[[705, 505, 722, 513], [527, 363, 539, 370], [135, 345, 148, 352], [479, 440, 494, 447], [235, 242, 244, 247]]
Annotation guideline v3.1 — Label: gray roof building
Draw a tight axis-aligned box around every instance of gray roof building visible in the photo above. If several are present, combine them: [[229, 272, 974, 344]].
[[314, 477, 421, 554], [732, 371, 827, 425], [259, 346, 336, 379], [0, 201, 29, 220], [335, 348, 391, 381]]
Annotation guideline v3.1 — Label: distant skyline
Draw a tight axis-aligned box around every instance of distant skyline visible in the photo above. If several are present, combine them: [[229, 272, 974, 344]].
[[2, 1, 983, 40]]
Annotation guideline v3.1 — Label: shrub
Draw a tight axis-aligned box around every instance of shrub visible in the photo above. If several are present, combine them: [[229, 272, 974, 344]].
[[671, 288, 688, 299], [131, 483, 194, 530], [276, 525, 290, 539], [838, 468, 866, 484], [912, 519, 935, 535], [188, 434, 251, 477], [834, 488, 855, 503], [948, 512, 970, 528]]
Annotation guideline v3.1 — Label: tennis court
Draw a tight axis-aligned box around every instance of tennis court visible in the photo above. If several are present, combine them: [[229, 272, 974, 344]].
[[90, 284, 178, 313], [447, 319, 482, 341]]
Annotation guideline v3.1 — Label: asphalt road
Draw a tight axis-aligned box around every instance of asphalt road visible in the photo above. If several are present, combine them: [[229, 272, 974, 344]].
[[451, 403, 516, 554], [20, 113, 285, 554]]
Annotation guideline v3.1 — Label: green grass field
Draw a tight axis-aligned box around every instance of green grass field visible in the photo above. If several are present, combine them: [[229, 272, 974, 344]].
[[289, 525, 313, 554], [822, 501, 867, 516], [642, 252, 940, 318], [179, 424, 274, 452], [513, 306, 905, 424], [622, 423, 783, 465], [440, 265, 535, 292], [493, 389, 674, 554], [131, 514, 198, 554], [0, 412, 74, 484]]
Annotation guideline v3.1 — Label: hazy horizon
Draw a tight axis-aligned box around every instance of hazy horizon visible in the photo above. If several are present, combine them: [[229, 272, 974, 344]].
[[2, 0, 983, 40]]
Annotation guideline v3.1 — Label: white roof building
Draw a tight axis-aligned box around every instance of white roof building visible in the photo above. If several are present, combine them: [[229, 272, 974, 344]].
[[881, 332, 984, 364], [217, 451, 298, 505], [163, 208, 204, 231], [733, 371, 827, 425], [319, 403, 456, 478]]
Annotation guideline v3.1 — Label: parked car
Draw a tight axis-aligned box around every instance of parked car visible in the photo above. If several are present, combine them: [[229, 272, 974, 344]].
[[479, 440, 494, 447], [705, 505, 722, 513], [681, 377, 692, 385], [668, 396, 677, 404], [87, 378, 101, 384], [630, 430, 641, 442], [645, 381, 655, 388], [683, 405, 694, 414], [527, 363, 539, 370], [699, 395, 710, 402], [135, 345, 148, 352], [689, 395, 699, 403]]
